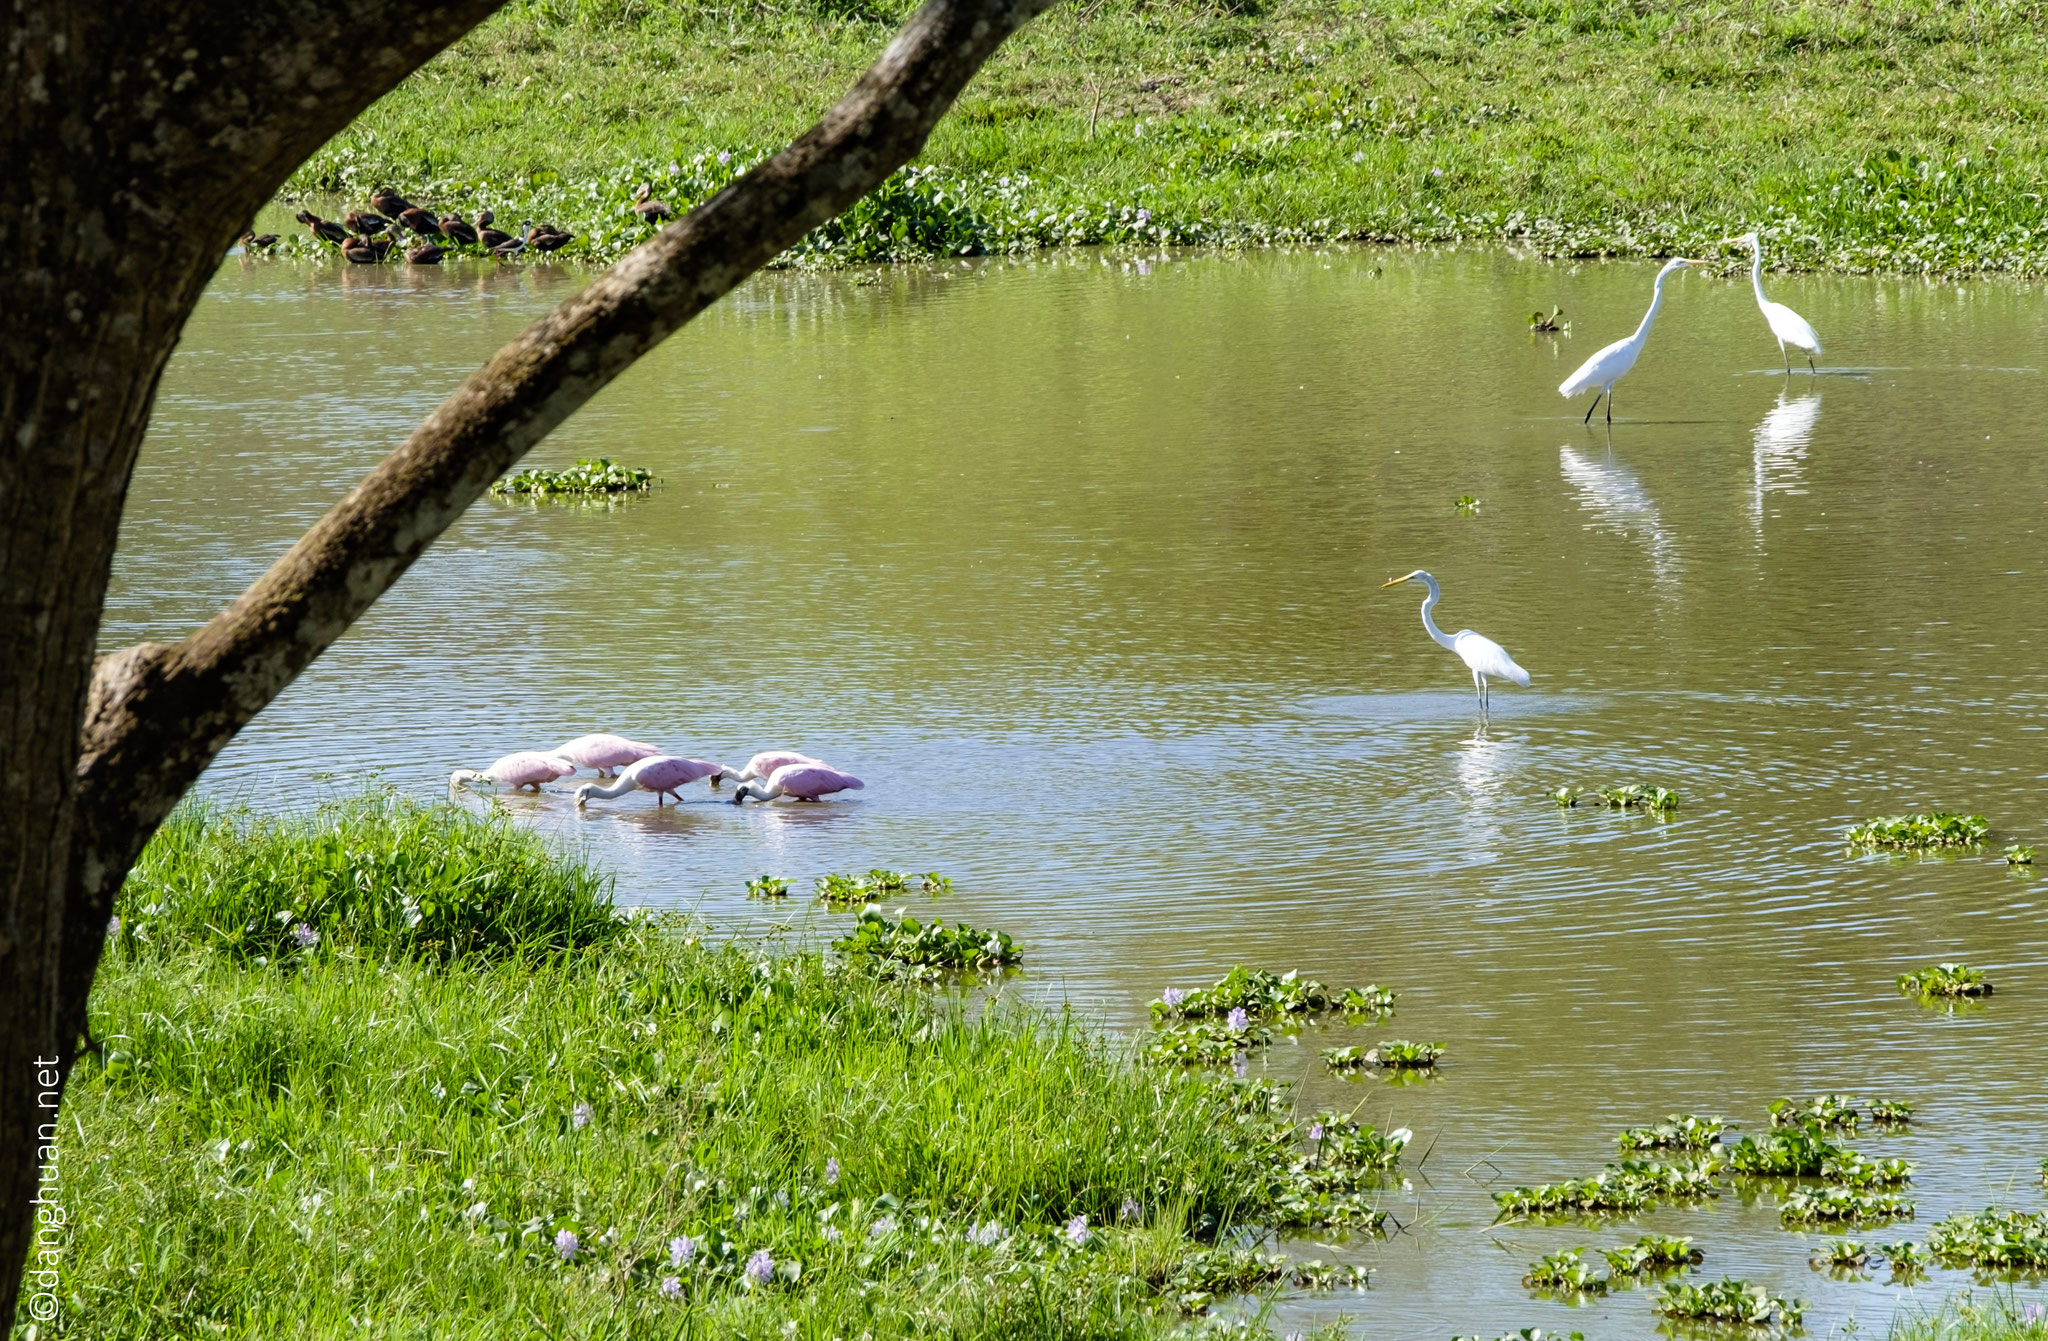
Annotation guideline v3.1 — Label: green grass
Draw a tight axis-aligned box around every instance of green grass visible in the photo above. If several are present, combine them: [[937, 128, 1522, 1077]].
[[1890, 1290, 2048, 1340], [279, 0, 2048, 273], [118, 790, 623, 964], [55, 793, 1364, 1338]]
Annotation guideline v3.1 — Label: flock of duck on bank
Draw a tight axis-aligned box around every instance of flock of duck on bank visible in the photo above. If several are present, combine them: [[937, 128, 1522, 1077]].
[[238, 186, 591, 265]]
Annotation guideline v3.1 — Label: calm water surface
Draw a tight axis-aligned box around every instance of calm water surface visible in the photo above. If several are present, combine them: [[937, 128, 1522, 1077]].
[[116, 245, 2048, 1337]]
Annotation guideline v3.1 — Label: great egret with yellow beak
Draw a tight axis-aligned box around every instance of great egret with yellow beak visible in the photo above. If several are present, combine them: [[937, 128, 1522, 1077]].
[[1382, 570, 1531, 715], [1726, 231, 1823, 374]]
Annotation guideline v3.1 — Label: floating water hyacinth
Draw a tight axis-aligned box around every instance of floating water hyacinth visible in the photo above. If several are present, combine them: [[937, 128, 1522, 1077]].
[[1618, 1114, 1729, 1152], [1897, 962, 1994, 998], [1810, 1240, 1869, 1270], [1655, 1278, 1802, 1326], [745, 875, 790, 899], [1779, 1186, 1914, 1225], [1225, 1006, 1249, 1033], [1728, 1123, 1845, 1176], [554, 1228, 579, 1261], [1601, 1234, 1703, 1276], [2006, 844, 2037, 865], [1364, 1039, 1443, 1069], [490, 458, 655, 498], [1926, 1207, 2048, 1268], [1493, 1161, 1717, 1218], [1147, 965, 1395, 1022], [1881, 1240, 1932, 1274], [1550, 786, 1580, 807], [1522, 1248, 1606, 1294], [1592, 783, 1679, 812], [571, 1101, 593, 1130], [1768, 1092, 1864, 1131], [743, 1248, 774, 1284], [1454, 494, 1481, 513], [669, 1235, 696, 1267], [831, 908, 1020, 970], [1846, 811, 1988, 851]]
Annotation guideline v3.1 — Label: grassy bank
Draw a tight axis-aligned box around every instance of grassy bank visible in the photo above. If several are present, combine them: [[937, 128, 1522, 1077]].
[[1891, 1291, 2048, 1341], [45, 794, 1366, 1337], [280, 0, 2048, 273]]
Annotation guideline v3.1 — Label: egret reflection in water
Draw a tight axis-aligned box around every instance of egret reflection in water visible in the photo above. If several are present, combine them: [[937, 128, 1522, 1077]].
[[1557, 445, 1680, 595], [1751, 390, 1821, 531]]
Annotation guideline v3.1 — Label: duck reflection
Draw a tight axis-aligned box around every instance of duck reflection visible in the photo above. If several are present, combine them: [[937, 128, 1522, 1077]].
[[1558, 445, 1679, 595], [1751, 391, 1820, 531]]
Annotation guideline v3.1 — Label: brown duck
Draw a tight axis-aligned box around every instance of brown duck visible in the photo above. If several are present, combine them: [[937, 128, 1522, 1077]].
[[296, 210, 349, 246]]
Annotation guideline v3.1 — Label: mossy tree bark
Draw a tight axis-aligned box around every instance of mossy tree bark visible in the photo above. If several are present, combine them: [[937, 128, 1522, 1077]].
[[0, 0, 1048, 1321]]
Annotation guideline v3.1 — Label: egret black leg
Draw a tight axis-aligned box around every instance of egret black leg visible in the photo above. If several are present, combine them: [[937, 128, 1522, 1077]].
[[1605, 391, 1614, 423], [1583, 391, 1602, 425]]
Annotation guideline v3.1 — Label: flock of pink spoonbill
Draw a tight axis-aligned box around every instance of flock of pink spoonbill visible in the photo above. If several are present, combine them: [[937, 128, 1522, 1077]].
[[447, 735, 864, 809]]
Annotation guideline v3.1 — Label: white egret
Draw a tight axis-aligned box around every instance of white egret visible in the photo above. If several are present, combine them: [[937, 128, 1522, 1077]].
[[1728, 231, 1822, 373], [1557, 257, 1703, 424], [1382, 570, 1530, 714]]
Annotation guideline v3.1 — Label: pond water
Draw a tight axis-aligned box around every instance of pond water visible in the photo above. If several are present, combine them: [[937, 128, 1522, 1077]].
[[116, 242, 2048, 1338]]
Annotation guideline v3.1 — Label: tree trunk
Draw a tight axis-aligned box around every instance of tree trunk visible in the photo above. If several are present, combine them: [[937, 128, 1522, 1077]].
[[1, 0, 1046, 1323]]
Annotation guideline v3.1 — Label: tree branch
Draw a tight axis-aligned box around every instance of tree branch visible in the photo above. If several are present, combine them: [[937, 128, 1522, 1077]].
[[70, 0, 1052, 894]]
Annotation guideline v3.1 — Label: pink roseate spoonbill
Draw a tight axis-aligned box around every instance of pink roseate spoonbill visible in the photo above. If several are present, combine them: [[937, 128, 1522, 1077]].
[[1381, 569, 1530, 716], [731, 763, 864, 805], [548, 733, 663, 777], [450, 752, 576, 793], [575, 756, 740, 808], [735, 750, 827, 784]]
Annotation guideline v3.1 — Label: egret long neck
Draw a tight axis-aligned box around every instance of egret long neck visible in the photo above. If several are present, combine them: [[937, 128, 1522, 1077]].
[[1629, 273, 1669, 347], [1749, 244, 1769, 308], [1416, 578, 1457, 652]]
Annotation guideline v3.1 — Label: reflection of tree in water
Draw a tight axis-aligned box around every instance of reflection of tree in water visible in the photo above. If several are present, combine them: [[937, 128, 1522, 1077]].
[[1558, 445, 1680, 596], [1751, 391, 1821, 532]]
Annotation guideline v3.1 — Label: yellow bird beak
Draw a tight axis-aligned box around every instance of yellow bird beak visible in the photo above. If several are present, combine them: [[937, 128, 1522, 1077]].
[[1380, 575, 1413, 588]]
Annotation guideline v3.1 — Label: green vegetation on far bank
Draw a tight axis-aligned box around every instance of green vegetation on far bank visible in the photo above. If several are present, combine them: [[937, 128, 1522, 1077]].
[[55, 792, 1370, 1337], [282, 0, 2048, 274]]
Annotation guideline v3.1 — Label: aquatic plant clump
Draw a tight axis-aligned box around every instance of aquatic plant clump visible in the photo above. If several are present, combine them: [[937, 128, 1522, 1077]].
[[1593, 783, 1679, 812], [1768, 1093, 1864, 1131], [1493, 1162, 1716, 1219], [1363, 1040, 1443, 1069], [1822, 1152, 1913, 1188], [1779, 1186, 1914, 1225], [2006, 844, 2037, 865], [1654, 1279, 1803, 1327], [1140, 1016, 1272, 1067], [1267, 1113, 1409, 1229], [1897, 963, 1994, 998], [120, 791, 621, 963], [1810, 1240, 1869, 1270], [1926, 1208, 2048, 1268], [831, 909, 1019, 972], [746, 876, 791, 899], [816, 870, 955, 909], [1150, 966, 1394, 1022], [1523, 1249, 1605, 1294], [1846, 811, 1989, 851], [1727, 1124, 1846, 1177], [1602, 1235, 1703, 1276], [1163, 1246, 1367, 1312], [1618, 1115, 1729, 1152], [490, 457, 654, 497]]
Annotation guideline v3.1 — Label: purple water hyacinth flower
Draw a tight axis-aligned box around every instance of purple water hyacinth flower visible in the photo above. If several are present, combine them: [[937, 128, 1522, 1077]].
[[1120, 1198, 1140, 1222], [823, 1225, 842, 1242], [744, 1249, 774, 1284], [1226, 1006, 1249, 1033], [1308, 1122, 1324, 1142], [554, 1229, 579, 1261], [870, 1216, 897, 1240], [1065, 1214, 1088, 1246], [571, 1101, 593, 1130], [1161, 987, 1184, 1007], [825, 1156, 840, 1184], [717, 151, 732, 166], [2027, 1304, 2046, 1325], [1136, 208, 1151, 225], [669, 1235, 696, 1267], [107, 916, 121, 938], [968, 1221, 1003, 1247], [291, 923, 319, 949], [659, 1275, 682, 1299]]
